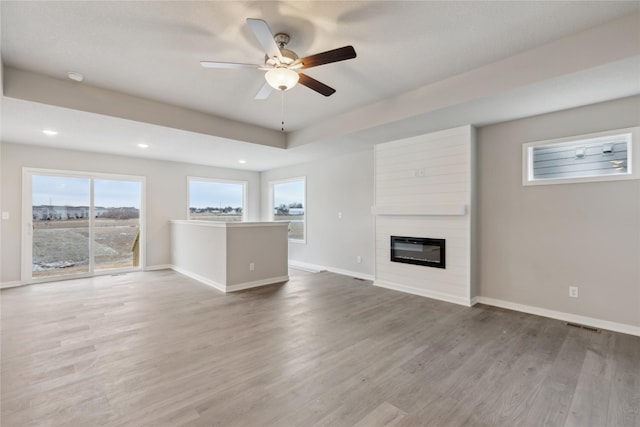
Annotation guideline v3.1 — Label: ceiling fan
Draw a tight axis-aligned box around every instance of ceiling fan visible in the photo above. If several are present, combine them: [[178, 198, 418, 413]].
[[200, 18, 356, 99]]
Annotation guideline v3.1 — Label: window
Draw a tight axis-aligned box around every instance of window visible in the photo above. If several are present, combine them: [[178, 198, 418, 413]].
[[270, 177, 306, 242], [23, 168, 144, 281], [523, 127, 639, 186], [188, 177, 247, 222]]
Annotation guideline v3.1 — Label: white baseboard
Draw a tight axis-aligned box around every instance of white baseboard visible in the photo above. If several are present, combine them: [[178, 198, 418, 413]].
[[374, 280, 473, 307], [288, 260, 323, 273], [226, 276, 290, 292], [145, 264, 173, 271], [288, 260, 374, 281], [170, 266, 289, 293], [170, 266, 226, 293], [1, 280, 26, 289], [475, 296, 640, 337]]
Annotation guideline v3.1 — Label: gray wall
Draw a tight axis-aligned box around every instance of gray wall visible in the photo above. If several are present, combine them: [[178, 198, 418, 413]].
[[0, 142, 261, 283], [227, 225, 288, 286], [477, 95, 640, 327], [170, 221, 227, 287], [260, 149, 375, 278]]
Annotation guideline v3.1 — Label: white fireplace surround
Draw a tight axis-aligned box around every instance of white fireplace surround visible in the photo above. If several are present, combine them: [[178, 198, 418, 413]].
[[371, 203, 466, 216], [372, 125, 476, 306]]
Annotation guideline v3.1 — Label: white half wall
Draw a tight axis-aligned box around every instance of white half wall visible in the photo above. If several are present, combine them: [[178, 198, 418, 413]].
[[0, 142, 261, 283], [170, 220, 288, 292], [260, 149, 375, 278]]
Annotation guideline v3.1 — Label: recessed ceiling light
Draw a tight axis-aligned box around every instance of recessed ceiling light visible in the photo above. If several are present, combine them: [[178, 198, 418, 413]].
[[137, 143, 149, 148], [238, 159, 247, 164], [42, 129, 58, 136], [67, 71, 84, 82]]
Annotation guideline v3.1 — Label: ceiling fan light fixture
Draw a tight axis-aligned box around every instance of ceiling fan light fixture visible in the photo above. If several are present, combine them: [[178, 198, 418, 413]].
[[200, 19, 355, 98], [265, 67, 299, 91]]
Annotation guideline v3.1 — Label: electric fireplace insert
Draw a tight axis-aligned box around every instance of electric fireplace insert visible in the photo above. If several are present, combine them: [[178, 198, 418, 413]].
[[390, 236, 446, 269]]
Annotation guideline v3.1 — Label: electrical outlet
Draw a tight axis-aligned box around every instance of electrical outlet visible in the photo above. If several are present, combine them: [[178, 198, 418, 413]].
[[356, 256, 362, 264], [1, 212, 9, 220], [569, 286, 578, 298], [338, 212, 343, 219], [249, 262, 255, 271]]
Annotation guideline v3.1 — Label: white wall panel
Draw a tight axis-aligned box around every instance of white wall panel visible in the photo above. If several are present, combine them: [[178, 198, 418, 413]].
[[373, 125, 475, 305]]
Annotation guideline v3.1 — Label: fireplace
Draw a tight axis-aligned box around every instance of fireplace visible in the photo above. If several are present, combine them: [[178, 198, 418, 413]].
[[390, 236, 446, 269]]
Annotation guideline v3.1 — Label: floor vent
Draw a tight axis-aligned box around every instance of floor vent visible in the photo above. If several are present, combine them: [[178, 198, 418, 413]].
[[353, 277, 366, 281], [567, 322, 600, 333]]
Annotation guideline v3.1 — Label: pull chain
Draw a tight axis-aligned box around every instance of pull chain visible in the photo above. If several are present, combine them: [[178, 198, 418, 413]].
[[281, 90, 285, 132]]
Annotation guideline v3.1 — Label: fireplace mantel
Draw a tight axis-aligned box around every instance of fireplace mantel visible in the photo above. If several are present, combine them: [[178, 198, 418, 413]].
[[371, 204, 466, 216]]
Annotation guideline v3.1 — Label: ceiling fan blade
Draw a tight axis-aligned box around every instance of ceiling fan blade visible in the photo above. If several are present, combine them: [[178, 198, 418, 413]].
[[200, 61, 259, 69], [254, 81, 273, 100], [299, 46, 356, 69], [246, 18, 283, 61], [298, 73, 336, 97]]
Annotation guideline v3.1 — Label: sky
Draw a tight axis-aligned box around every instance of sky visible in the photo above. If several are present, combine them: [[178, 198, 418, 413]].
[[189, 180, 243, 208], [32, 175, 141, 208], [31, 175, 304, 210], [273, 180, 304, 206]]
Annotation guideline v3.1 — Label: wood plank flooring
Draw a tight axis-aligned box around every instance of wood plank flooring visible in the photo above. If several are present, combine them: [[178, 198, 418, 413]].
[[1, 269, 639, 426]]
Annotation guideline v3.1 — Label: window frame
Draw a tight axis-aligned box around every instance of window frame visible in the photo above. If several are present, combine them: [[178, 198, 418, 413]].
[[522, 126, 639, 186], [187, 176, 248, 222], [269, 176, 307, 244], [22, 167, 146, 282]]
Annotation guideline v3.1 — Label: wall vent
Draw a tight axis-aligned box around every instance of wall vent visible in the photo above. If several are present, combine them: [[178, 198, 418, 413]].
[[567, 322, 600, 333]]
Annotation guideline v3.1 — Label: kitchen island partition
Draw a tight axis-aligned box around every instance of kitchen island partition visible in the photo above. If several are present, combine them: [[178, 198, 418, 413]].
[[170, 220, 289, 292]]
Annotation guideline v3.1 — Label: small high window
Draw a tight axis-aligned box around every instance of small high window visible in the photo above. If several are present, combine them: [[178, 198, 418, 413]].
[[523, 127, 639, 186], [188, 177, 247, 221]]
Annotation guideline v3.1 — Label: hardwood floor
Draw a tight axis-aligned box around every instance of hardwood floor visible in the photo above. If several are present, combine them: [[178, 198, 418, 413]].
[[1, 270, 639, 426]]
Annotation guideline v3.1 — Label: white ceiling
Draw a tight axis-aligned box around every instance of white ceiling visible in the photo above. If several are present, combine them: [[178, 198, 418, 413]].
[[1, 1, 639, 171]]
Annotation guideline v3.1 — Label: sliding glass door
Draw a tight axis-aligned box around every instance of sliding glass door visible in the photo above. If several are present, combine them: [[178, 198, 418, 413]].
[[93, 179, 142, 272], [31, 175, 92, 278], [24, 169, 144, 281]]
